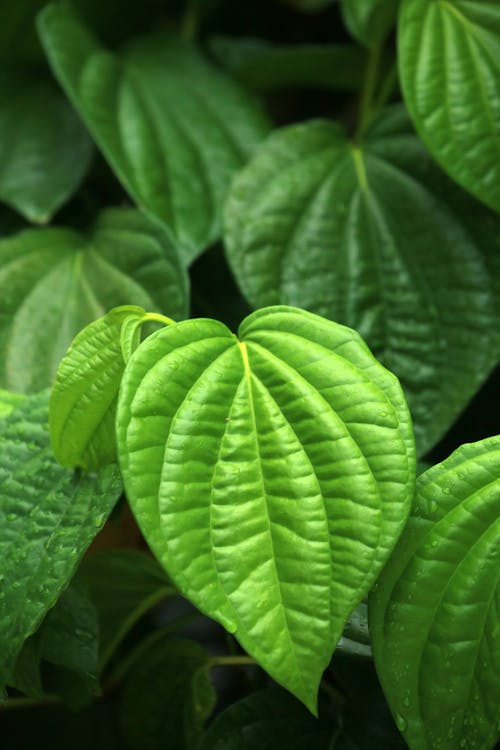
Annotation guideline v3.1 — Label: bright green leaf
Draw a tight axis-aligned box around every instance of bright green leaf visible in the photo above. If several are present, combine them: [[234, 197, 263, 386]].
[[399, 0, 500, 213], [38, 3, 270, 264], [49, 305, 146, 470], [370, 436, 500, 750], [341, 0, 399, 47], [0, 389, 25, 419], [76, 550, 175, 671], [224, 107, 499, 455], [0, 391, 122, 693], [0, 69, 93, 223], [120, 638, 215, 750], [0, 207, 188, 394], [209, 37, 367, 92], [116, 305, 415, 711]]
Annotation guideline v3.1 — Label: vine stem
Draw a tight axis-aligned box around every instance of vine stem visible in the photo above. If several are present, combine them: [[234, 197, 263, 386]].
[[355, 42, 382, 141], [210, 655, 256, 668], [143, 312, 176, 327], [182, 1, 200, 40]]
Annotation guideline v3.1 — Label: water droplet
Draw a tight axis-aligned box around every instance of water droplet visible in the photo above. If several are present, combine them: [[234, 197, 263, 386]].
[[395, 713, 407, 732], [403, 694, 410, 708]]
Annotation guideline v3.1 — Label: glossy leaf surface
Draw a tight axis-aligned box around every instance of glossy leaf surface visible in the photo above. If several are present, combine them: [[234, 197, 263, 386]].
[[117, 305, 415, 710], [224, 108, 498, 455], [0, 208, 188, 393], [38, 3, 270, 263], [77, 549, 175, 670], [0, 391, 122, 692], [50, 306, 146, 470], [399, 0, 500, 212], [370, 436, 500, 750], [0, 70, 93, 223], [120, 638, 215, 750]]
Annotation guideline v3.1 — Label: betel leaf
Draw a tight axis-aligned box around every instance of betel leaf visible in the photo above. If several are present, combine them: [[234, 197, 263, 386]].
[[224, 107, 498, 456], [120, 638, 215, 750], [0, 391, 122, 693], [370, 436, 500, 750], [116, 305, 415, 711], [76, 549, 175, 671], [208, 37, 367, 92], [0, 208, 188, 394], [398, 0, 500, 213], [50, 305, 147, 470], [37, 3, 270, 264], [341, 0, 399, 48], [0, 69, 93, 223]]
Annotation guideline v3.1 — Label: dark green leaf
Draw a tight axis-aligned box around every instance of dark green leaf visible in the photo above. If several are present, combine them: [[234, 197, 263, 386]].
[[120, 638, 215, 750], [9, 635, 43, 698], [0, 391, 122, 693], [370, 436, 500, 750], [0, 208, 188, 394], [341, 0, 399, 47], [38, 3, 270, 264], [209, 37, 367, 92], [399, 0, 500, 212], [0, 69, 93, 223], [116, 305, 415, 711], [224, 107, 499, 455], [76, 549, 175, 671]]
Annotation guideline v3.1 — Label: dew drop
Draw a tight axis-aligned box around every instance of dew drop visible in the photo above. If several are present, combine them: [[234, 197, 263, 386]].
[[395, 713, 407, 732]]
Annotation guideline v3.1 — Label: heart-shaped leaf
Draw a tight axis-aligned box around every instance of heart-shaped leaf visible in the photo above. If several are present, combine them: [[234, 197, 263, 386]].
[[38, 2, 270, 264], [0, 391, 122, 693], [370, 436, 500, 750], [0, 69, 93, 223], [120, 638, 215, 750], [0, 208, 188, 394], [117, 305, 415, 711], [224, 107, 499, 455], [399, 0, 500, 213]]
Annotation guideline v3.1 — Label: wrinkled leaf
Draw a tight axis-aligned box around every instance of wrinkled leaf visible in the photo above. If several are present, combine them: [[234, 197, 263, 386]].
[[0, 69, 93, 223], [0, 208, 188, 394], [399, 0, 500, 213], [224, 107, 499, 455], [38, 3, 270, 263], [120, 638, 215, 750], [209, 37, 366, 92], [370, 436, 500, 750], [50, 306, 146, 470], [341, 0, 399, 47], [117, 305, 415, 711], [77, 549, 175, 670], [0, 391, 122, 693]]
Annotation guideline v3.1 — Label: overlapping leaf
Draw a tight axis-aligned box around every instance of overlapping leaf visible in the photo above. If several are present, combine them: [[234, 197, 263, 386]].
[[117, 305, 415, 711], [224, 107, 499, 455], [76, 549, 175, 670], [120, 638, 215, 750], [370, 436, 500, 750], [38, 3, 270, 263], [0, 70, 93, 223], [0, 391, 122, 693], [341, 0, 399, 47], [0, 208, 188, 393], [399, 0, 500, 212]]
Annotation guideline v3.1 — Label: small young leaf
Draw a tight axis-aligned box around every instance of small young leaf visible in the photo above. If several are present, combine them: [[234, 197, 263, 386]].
[[0, 391, 122, 693], [341, 0, 399, 48], [399, 0, 500, 213], [0, 69, 93, 223], [76, 549, 175, 671], [117, 305, 415, 711], [120, 638, 215, 750], [50, 305, 146, 470], [38, 3, 270, 264], [224, 107, 499, 455], [370, 436, 500, 750], [0, 208, 188, 394]]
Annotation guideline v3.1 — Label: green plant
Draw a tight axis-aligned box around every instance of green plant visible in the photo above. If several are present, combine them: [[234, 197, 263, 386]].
[[0, 0, 498, 748]]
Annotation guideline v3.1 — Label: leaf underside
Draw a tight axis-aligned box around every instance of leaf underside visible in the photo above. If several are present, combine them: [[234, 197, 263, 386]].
[[117, 305, 415, 711]]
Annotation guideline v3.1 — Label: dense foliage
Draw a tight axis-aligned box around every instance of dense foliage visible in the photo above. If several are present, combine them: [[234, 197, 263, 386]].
[[0, 1, 499, 748]]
